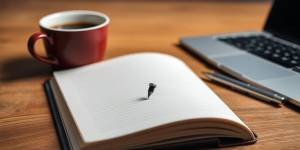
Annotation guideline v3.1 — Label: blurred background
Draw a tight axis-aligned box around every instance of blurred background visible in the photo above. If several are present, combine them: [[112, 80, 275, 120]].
[[0, 0, 271, 82]]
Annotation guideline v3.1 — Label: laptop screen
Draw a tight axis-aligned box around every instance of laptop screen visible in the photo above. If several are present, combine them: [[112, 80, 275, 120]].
[[264, 0, 300, 45]]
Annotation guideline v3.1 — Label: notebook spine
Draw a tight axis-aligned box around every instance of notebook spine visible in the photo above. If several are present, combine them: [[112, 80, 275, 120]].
[[44, 80, 71, 150]]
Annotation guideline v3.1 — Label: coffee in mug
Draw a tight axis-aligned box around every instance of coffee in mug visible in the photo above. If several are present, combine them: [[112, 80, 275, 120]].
[[51, 22, 99, 30]]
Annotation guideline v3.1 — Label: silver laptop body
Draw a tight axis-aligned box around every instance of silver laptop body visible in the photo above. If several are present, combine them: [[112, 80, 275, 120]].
[[180, 0, 300, 106]]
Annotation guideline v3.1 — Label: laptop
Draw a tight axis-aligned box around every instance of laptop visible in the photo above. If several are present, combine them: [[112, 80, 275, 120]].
[[180, 0, 300, 107]]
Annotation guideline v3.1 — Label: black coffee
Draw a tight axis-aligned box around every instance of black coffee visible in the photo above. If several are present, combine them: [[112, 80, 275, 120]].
[[51, 22, 98, 29]]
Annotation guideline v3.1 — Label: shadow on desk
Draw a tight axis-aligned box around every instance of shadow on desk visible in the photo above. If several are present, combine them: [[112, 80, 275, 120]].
[[0, 56, 51, 82], [285, 102, 300, 113]]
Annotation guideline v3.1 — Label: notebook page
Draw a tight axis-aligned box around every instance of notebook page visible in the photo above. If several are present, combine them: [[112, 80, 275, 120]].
[[53, 53, 248, 143]]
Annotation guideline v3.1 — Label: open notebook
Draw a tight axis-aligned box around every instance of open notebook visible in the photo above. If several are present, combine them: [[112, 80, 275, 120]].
[[44, 53, 256, 150]]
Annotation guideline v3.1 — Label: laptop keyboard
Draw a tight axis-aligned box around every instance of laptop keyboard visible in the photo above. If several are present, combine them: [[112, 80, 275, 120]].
[[218, 35, 300, 73]]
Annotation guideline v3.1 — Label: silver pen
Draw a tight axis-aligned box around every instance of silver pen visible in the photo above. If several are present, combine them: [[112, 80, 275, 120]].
[[204, 72, 288, 106]]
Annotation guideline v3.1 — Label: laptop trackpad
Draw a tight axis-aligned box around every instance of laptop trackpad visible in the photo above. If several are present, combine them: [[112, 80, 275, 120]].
[[214, 54, 294, 81], [259, 75, 300, 102]]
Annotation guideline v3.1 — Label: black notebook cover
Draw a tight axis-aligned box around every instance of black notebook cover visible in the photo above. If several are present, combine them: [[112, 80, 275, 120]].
[[43, 80, 257, 150], [44, 80, 71, 150]]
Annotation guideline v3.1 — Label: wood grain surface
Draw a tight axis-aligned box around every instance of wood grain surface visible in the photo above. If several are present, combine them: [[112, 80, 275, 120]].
[[0, 0, 299, 149]]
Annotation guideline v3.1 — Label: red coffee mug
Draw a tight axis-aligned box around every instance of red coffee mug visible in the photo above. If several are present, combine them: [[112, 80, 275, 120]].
[[27, 10, 109, 68]]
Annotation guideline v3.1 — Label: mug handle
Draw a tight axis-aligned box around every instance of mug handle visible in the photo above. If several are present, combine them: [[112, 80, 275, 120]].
[[27, 32, 59, 65]]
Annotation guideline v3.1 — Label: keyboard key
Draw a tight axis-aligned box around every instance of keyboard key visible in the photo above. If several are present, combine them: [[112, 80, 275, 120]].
[[293, 56, 299, 60], [292, 66, 300, 73], [290, 60, 299, 65], [283, 52, 291, 57], [281, 57, 289, 61], [272, 53, 280, 58]]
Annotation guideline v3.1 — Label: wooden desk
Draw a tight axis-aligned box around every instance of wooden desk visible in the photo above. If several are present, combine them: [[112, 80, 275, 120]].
[[0, 0, 299, 149]]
